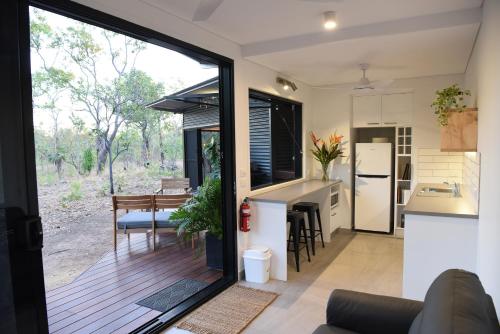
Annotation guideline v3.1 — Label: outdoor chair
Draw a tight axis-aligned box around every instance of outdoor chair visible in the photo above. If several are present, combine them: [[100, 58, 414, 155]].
[[155, 177, 191, 195], [153, 193, 192, 250], [112, 194, 193, 251], [112, 195, 154, 251]]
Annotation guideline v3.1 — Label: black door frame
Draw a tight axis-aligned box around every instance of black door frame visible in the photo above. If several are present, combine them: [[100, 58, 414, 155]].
[[7, 0, 237, 332]]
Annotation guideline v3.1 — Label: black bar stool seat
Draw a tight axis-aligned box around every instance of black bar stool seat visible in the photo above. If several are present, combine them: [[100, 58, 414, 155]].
[[286, 210, 311, 272], [292, 201, 325, 256]]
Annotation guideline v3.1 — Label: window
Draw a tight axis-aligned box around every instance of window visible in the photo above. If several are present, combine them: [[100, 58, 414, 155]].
[[249, 90, 302, 190]]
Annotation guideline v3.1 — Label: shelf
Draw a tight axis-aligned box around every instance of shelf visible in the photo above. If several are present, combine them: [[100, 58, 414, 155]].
[[397, 179, 411, 182], [396, 203, 406, 206], [395, 226, 404, 230]]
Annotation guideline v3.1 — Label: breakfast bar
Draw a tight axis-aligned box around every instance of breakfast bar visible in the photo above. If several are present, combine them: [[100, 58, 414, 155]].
[[249, 179, 341, 281]]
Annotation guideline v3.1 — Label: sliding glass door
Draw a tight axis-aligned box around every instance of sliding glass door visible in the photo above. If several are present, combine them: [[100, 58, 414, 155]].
[[1, 0, 236, 333]]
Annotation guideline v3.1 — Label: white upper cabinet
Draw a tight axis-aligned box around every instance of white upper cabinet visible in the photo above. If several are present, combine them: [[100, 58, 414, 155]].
[[381, 93, 413, 125], [353, 93, 413, 128], [352, 95, 381, 127]]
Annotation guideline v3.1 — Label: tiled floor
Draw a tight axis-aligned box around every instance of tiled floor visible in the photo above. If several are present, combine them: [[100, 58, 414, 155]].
[[165, 229, 404, 334]]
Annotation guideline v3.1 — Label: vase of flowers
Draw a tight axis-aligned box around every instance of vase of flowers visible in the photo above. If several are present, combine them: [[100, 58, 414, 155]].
[[310, 132, 344, 181]]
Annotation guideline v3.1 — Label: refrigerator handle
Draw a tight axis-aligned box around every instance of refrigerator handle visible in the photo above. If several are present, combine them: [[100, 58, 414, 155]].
[[356, 175, 390, 179]]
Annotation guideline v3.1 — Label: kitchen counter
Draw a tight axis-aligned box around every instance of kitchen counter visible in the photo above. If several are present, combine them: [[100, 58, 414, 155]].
[[250, 179, 341, 204], [404, 183, 478, 219]]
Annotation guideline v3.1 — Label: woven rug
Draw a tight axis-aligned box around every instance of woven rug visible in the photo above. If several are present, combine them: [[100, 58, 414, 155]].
[[137, 278, 209, 312], [176, 285, 279, 334]]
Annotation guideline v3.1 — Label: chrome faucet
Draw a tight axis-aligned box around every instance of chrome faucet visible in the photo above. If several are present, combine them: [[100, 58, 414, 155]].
[[444, 181, 460, 197]]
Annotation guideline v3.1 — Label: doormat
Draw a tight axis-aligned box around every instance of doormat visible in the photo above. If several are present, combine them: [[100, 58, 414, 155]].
[[136, 278, 209, 312], [177, 285, 279, 334]]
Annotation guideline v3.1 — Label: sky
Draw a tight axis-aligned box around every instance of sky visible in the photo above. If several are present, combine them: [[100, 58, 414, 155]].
[[30, 6, 219, 131]]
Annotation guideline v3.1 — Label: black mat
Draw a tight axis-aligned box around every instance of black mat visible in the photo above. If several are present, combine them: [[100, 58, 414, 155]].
[[136, 278, 209, 312]]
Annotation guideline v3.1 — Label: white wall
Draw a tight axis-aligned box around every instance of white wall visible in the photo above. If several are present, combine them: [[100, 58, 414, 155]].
[[310, 74, 464, 227], [464, 0, 500, 316], [72, 0, 314, 274]]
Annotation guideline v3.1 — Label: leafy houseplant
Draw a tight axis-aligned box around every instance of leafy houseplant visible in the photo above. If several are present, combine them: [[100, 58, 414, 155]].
[[171, 176, 223, 269], [431, 84, 471, 126], [310, 132, 344, 181]]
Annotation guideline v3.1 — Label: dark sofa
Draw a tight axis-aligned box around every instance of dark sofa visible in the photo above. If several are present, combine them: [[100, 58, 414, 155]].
[[313, 269, 500, 334]]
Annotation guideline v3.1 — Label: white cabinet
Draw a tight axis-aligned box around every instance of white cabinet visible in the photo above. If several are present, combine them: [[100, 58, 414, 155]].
[[381, 93, 412, 125], [352, 95, 381, 127], [353, 93, 412, 128]]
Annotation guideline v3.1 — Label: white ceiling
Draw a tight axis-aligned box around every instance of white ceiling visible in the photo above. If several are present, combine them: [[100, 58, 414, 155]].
[[140, 0, 483, 86]]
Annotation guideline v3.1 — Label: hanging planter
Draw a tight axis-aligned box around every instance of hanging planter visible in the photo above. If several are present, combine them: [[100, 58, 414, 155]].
[[440, 108, 478, 152], [431, 84, 477, 152]]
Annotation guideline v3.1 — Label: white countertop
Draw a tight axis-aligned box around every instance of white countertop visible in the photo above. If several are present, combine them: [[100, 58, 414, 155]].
[[404, 183, 478, 219], [249, 179, 341, 204]]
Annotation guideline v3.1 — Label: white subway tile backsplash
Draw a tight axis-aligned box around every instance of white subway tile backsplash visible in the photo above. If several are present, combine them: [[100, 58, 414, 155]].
[[416, 149, 480, 212], [418, 149, 442, 156]]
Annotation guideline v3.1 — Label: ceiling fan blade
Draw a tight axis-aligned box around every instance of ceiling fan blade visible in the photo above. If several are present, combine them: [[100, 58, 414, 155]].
[[372, 79, 395, 88], [192, 0, 224, 21]]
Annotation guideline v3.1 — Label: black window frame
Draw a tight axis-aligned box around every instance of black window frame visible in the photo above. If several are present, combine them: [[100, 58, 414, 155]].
[[15, 0, 237, 333], [249, 89, 303, 190]]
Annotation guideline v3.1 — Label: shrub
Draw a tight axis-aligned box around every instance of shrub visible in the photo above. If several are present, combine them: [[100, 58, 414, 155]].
[[81, 148, 95, 175], [61, 181, 83, 203]]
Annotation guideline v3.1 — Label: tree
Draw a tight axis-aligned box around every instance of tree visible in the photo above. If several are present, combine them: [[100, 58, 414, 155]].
[[30, 9, 73, 179], [62, 24, 146, 193], [121, 69, 164, 166]]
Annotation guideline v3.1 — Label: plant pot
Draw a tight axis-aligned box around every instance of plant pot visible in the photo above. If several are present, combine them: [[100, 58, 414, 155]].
[[205, 232, 223, 270], [441, 108, 478, 152]]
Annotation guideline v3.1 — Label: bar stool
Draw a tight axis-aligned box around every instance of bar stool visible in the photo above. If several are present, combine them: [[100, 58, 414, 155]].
[[292, 202, 325, 256], [286, 210, 311, 272]]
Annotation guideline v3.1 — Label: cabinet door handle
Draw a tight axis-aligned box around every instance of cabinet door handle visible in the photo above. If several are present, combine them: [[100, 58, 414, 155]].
[[384, 122, 397, 125], [367, 122, 379, 125], [331, 212, 337, 217]]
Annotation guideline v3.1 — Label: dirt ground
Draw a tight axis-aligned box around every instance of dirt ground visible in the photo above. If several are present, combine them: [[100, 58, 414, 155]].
[[39, 170, 169, 291]]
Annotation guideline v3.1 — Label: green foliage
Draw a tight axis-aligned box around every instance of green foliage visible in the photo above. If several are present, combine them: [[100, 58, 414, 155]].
[[171, 177, 223, 240], [61, 181, 83, 203], [82, 148, 95, 174], [203, 135, 220, 178], [431, 84, 471, 127]]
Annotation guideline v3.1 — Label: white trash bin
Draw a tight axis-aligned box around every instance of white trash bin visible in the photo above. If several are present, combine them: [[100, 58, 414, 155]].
[[243, 245, 272, 283]]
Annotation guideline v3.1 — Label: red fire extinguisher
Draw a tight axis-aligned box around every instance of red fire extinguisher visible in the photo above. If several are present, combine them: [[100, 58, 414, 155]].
[[240, 197, 251, 232]]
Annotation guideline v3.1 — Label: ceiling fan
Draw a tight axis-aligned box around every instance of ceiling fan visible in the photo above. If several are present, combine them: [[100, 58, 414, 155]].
[[192, 0, 344, 22], [353, 63, 394, 91]]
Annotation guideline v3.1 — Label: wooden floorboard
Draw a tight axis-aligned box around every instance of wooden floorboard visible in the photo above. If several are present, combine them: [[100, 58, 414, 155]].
[[46, 234, 222, 333]]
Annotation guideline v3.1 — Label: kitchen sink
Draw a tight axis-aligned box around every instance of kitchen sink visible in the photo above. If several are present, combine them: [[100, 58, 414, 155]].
[[417, 186, 460, 197]]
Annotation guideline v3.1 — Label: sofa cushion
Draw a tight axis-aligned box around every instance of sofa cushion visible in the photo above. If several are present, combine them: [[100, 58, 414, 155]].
[[312, 324, 358, 334], [117, 212, 153, 230], [154, 210, 182, 228], [116, 210, 182, 230], [409, 269, 500, 334]]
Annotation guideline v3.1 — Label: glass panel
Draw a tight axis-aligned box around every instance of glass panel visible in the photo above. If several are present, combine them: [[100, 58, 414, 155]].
[[406, 127, 412, 135], [398, 128, 404, 136], [398, 137, 404, 145], [398, 146, 404, 154], [29, 6, 228, 331], [406, 136, 412, 145], [406, 146, 412, 154]]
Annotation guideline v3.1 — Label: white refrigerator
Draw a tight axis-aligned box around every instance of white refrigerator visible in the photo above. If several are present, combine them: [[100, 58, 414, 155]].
[[354, 143, 392, 232]]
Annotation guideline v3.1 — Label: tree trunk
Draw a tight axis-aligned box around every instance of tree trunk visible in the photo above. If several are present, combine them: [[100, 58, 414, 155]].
[[96, 137, 108, 174], [159, 118, 165, 170], [108, 147, 114, 194], [141, 126, 150, 167]]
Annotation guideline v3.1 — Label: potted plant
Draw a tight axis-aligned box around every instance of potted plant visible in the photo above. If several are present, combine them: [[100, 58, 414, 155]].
[[431, 84, 471, 126], [170, 176, 223, 270], [310, 132, 344, 181], [431, 84, 477, 151]]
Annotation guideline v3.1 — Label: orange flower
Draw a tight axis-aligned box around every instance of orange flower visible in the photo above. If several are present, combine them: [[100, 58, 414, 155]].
[[334, 134, 343, 144]]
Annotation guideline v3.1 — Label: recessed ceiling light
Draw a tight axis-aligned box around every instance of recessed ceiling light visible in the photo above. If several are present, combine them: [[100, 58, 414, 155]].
[[323, 11, 337, 30]]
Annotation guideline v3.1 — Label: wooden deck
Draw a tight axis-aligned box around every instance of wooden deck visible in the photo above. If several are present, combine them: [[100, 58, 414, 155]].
[[46, 233, 222, 334]]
